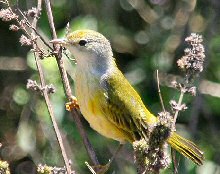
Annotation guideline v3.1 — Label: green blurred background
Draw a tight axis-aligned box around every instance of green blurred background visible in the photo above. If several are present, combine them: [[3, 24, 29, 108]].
[[0, 0, 220, 173]]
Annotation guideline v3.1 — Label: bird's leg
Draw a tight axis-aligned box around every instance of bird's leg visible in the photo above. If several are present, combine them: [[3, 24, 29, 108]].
[[89, 144, 123, 174], [66, 96, 79, 111], [108, 143, 123, 164]]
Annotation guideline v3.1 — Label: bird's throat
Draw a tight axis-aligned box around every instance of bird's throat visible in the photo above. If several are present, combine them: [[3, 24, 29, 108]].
[[76, 55, 116, 79]]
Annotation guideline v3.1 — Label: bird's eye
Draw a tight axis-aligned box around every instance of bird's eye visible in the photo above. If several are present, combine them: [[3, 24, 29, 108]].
[[78, 39, 87, 46]]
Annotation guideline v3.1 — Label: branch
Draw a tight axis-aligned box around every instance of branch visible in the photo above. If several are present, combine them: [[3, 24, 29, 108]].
[[17, 8, 53, 50], [29, 1, 73, 174], [0, 0, 76, 173], [43, 0, 100, 166], [156, 70, 165, 112]]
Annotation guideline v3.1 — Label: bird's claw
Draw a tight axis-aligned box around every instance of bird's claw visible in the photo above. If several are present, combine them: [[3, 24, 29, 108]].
[[66, 96, 79, 111], [85, 161, 111, 174]]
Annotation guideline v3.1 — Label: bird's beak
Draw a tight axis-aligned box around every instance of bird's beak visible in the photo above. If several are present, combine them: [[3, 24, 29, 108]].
[[50, 38, 68, 45]]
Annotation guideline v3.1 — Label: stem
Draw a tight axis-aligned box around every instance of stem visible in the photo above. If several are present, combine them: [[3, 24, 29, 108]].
[[72, 109, 100, 165], [156, 70, 165, 112], [43, 0, 100, 166], [171, 149, 178, 174], [171, 85, 185, 174], [31, 1, 72, 174], [172, 89, 185, 130], [4, 0, 74, 172], [35, 56, 72, 174], [16, 8, 53, 50]]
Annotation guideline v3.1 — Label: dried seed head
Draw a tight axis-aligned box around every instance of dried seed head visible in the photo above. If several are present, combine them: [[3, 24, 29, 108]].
[[177, 33, 205, 74], [9, 24, 19, 31], [171, 80, 178, 88], [158, 111, 173, 129], [0, 8, 18, 21], [19, 19, 26, 29], [27, 7, 38, 18], [185, 33, 203, 45], [26, 79, 40, 92], [46, 84, 56, 94], [133, 138, 170, 174], [19, 35, 32, 46], [187, 86, 196, 96], [27, 79, 56, 95], [170, 100, 187, 112]]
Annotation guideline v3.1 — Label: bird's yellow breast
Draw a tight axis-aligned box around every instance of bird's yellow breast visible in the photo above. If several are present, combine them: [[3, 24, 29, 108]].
[[75, 69, 132, 143]]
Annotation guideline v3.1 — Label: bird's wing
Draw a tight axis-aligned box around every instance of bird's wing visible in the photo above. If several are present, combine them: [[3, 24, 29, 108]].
[[100, 68, 156, 140]]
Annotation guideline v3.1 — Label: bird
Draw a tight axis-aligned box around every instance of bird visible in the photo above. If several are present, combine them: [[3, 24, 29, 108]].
[[50, 29, 204, 166]]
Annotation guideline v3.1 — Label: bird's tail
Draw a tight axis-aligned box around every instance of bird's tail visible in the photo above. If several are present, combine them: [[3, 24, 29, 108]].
[[167, 132, 204, 165]]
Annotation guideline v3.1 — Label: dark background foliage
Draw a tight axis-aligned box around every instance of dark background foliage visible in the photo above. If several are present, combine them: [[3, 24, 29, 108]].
[[0, 0, 220, 173]]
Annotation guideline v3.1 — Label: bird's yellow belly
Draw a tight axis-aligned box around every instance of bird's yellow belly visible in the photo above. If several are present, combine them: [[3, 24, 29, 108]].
[[75, 72, 131, 143]]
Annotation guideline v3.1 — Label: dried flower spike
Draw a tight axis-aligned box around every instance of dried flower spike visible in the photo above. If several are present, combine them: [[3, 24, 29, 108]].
[[19, 34, 32, 46], [9, 24, 19, 31], [46, 84, 56, 94], [27, 7, 38, 18], [26, 79, 40, 92], [133, 138, 170, 174], [0, 8, 18, 21], [177, 33, 205, 75], [170, 100, 187, 112], [187, 86, 196, 96], [27, 79, 55, 95], [158, 111, 173, 129]]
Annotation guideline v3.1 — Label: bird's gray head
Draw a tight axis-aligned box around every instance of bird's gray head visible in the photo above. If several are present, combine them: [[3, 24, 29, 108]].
[[54, 30, 113, 61], [51, 29, 115, 74]]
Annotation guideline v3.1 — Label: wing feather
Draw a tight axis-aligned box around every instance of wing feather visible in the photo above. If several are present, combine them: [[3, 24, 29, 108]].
[[100, 68, 157, 141]]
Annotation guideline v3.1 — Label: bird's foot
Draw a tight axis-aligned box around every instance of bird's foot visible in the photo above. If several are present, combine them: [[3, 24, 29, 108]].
[[85, 144, 123, 174], [66, 96, 79, 111], [85, 161, 111, 174]]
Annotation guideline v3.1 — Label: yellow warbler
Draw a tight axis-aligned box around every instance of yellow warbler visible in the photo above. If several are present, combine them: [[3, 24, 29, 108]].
[[51, 30, 204, 165]]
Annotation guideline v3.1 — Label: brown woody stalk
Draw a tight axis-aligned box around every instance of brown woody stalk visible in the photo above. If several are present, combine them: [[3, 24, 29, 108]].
[[0, 0, 74, 173], [43, 0, 100, 166], [30, 1, 73, 174]]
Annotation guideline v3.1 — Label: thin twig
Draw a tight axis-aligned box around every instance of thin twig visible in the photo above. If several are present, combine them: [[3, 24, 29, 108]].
[[30, 1, 72, 174], [34, 53, 72, 174], [16, 8, 53, 50], [172, 90, 185, 130], [4, 1, 47, 57], [71, 109, 100, 165], [156, 70, 165, 112], [171, 149, 178, 174], [156, 71, 178, 173], [43, 0, 100, 166], [4, 0, 31, 39], [1, 0, 74, 173], [85, 162, 97, 174], [35, 54, 73, 174], [170, 83, 185, 173]]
